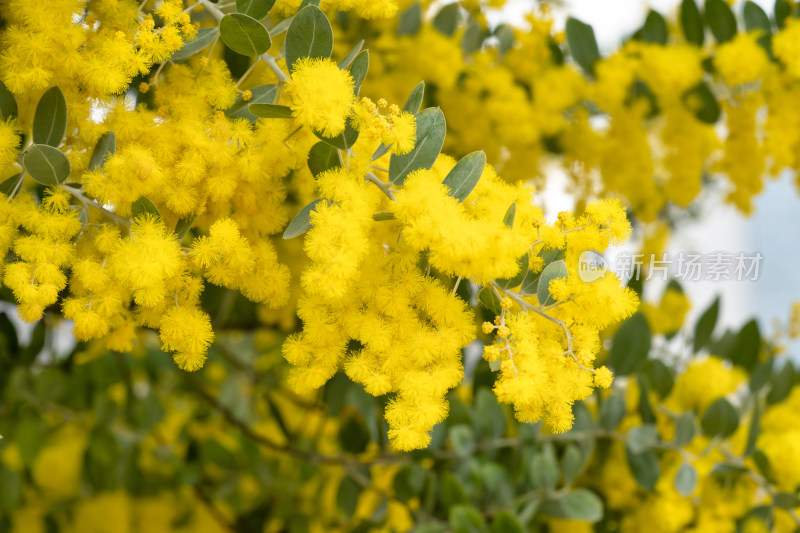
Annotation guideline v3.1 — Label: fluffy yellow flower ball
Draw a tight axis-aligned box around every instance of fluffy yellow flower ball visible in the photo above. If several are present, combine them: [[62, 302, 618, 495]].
[[285, 57, 355, 137], [714, 33, 769, 87]]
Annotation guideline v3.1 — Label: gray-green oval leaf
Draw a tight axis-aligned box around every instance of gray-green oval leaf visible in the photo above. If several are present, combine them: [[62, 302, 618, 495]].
[[171, 27, 219, 60], [537, 259, 567, 307], [701, 397, 739, 438], [389, 107, 445, 186], [608, 312, 651, 376], [131, 197, 160, 220], [33, 87, 67, 147], [284, 199, 322, 239], [220, 13, 271, 57], [442, 151, 485, 202], [349, 50, 369, 96], [285, 5, 333, 73], [0, 81, 17, 120], [338, 39, 364, 69], [539, 489, 603, 522], [89, 131, 116, 172], [23, 144, 70, 186], [566, 18, 600, 76], [308, 142, 340, 177], [403, 81, 425, 114], [237, 0, 275, 19], [249, 103, 293, 118], [674, 462, 698, 497]]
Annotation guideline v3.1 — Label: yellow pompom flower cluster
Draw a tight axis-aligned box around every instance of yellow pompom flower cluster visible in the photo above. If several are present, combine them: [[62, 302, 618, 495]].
[[4, 190, 81, 321], [285, 57, 356, 137], [485, 199, 638, 432], [190, 218, 290, 307]]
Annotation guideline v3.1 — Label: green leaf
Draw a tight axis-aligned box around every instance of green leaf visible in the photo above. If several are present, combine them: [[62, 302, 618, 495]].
[[674, 462, 698, 497], [89, 131, 116, 172], [284, 198, 323, 239], [269, 15, 293, 37], [530, 450, 559, 491], [249, 103, 293, 118], [674, 412, 696, 447], [744, 1, 772, 33], [220, 13, 271, 57], [490, 512, 523, 533], [462, 18, 485, 55], [339, 412, 369, 453], [442, 151, 486, 202], [0, 172, 24, 198], [336, 476, 362, 517], [315, 121, 359, 150], [730, 319, 760, 370], [538, 489, 603, 522], [226, 84, 278, 121], [750, 360, 773, 392], [308, 142, 340, 177], [503, 202, 516, 228], [441, 474, 468, 510], [766, 361, 795, 404], [236, 0, 275, 19], [131, 197, 160, 220], [285, 5, 333, 72], [0, 80, 18, 120], [639, 10, 668, 44], [372, 211, 395, 221], [171, 27, 219, 60], [608, 312, 651, 376], [626, 447, 660, 491], [393, 464, 427, 502], [745, 400, 760, 456], [433, 3, 460, 36], [561, 444, 583, 486], [349, 50, 369, 96], [23, 144, 70, 185], [680, 0, 705, 46], [494, 24, 514, 56], [600, 395, 626, 431], [684, 82, 720, 124], [175, 216, 195, 239], [565, 18, 600, 76], [449, 505, 488, 533], [626, 424, 659, 454], [21, 319, 46, 363], [33, 86, 67, 147], [537, 259, 567, 307], [403, 81, 425, 114], [753, 449, 775, 482], [474, 388, 506, 438], [388, 107, 446, 186], [701, 398, 739, 438], [496, 253, 529, 291], [0, 467, 21, 512], [338, 39, 364, 69], [478, 286, 502, 316], [775, 0, 793, 29], [693, 296, 719, 352], [642, 359, 674, 399], [448, 424, 475, 458], [398, 2, 422, 36], [706, 0, 737, 43], [773, 492, 800, 509]]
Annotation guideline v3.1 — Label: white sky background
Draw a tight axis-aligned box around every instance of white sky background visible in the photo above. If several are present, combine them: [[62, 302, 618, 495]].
[[486, 0, 800, 355]]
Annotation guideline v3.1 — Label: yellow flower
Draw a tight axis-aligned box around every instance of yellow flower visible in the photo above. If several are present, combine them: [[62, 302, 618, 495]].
[[285, 57, 355, 136]]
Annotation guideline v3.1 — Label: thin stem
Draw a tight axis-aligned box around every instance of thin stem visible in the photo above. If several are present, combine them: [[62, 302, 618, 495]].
[[62, 185, 129, 226], [366, 172, 397, 201], [452, 276, 462, 295], [260, 54, 289, 83], [198, 0, 224, 21]]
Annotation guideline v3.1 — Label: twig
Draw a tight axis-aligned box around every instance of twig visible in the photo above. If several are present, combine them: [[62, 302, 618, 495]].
[[366, 172, 397, 201], [62, 185, 129, 225]]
